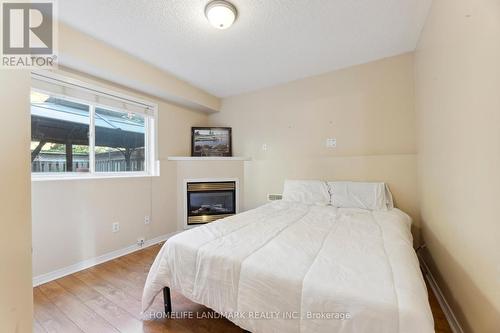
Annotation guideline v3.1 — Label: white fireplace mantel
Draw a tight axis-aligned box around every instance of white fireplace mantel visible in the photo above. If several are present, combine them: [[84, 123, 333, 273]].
[[172, 158, 245, 231]]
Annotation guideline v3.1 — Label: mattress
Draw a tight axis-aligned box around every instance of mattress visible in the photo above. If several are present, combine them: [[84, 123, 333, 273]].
[[142, 201, 434, 333]]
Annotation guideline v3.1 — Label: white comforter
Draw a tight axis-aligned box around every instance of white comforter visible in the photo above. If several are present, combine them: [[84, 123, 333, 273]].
[[142, 201, 434, 333]]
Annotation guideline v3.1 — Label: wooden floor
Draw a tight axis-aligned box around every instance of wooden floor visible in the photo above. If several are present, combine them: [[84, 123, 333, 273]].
[[426, 279, 453, 333], [34, 243, 452, 333]]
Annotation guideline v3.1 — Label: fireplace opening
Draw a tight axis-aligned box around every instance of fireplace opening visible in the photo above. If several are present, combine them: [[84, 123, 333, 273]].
[[187, 181, 236, 225]]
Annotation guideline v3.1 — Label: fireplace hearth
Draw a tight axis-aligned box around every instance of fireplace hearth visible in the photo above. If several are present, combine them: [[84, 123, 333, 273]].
[[186, 181, 236, 225]]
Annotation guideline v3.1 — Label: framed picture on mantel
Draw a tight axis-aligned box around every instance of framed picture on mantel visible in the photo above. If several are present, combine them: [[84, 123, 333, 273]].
[[191, 127, 232, 157]]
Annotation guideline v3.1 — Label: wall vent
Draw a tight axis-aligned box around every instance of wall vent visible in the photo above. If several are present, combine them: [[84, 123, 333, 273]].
[[267, 193, 283, 201]]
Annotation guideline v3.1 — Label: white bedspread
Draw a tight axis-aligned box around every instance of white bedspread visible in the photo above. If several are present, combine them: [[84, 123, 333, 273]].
[[142, 201, 434, 333]]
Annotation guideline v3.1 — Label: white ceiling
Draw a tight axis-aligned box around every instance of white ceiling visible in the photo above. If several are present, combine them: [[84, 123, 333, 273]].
[[59, 0, 432, 98]]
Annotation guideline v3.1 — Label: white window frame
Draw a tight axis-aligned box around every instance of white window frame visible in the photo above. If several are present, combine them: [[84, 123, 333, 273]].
[[31, 72, 159, 181]]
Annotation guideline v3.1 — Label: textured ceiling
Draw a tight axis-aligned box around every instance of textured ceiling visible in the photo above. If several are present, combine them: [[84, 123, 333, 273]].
[[59, 0, 432, 97]]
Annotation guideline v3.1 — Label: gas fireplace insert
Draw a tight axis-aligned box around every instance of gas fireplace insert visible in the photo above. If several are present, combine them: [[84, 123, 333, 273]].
[[186, 181, 236, 225]]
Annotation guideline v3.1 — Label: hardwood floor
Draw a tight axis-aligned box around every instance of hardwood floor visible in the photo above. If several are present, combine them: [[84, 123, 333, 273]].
[[426, 280, 453, 333], [34, 243, 452, 333]]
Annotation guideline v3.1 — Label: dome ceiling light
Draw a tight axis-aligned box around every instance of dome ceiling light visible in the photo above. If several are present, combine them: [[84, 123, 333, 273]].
[[205, 0, 237, 30]]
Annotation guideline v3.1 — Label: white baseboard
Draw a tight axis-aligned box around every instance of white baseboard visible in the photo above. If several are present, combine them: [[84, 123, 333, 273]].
[[33, 232, 178, 287], [418, 253, 464, 333]]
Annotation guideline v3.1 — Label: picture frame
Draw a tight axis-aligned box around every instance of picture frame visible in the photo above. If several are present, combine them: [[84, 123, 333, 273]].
[[191, 127, 232, 157]]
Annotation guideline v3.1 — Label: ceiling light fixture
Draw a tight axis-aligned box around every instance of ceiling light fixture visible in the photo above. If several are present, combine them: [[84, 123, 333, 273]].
[[205, 0, 237, 30]]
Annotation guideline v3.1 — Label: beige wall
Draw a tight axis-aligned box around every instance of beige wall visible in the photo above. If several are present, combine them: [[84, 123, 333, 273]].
[[31, 22, 221, 278], [0, 71, 33, 332], [58, 23, 220, 113], [32, 69, 209, 277], [415, 0, 500, 331], [210, 53, 420, 240]]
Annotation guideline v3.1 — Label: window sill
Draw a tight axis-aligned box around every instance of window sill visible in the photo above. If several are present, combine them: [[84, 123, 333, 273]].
[[31, 172, 159, 182], [167, 156, 251, 161]]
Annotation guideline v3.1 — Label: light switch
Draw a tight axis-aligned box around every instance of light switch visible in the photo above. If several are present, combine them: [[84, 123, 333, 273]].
[[326, 138, 337, 148]]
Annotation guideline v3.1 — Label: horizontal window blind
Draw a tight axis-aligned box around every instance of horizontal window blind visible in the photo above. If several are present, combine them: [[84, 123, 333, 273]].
[[31, 72, 154, 116]]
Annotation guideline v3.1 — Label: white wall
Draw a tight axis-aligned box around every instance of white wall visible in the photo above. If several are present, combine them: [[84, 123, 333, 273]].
[[0, 71, 33, 332]]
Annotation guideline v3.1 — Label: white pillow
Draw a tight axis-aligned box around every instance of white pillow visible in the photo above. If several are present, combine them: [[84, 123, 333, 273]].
[[328, 181, 394, 210], [282, 180, 330, 206]]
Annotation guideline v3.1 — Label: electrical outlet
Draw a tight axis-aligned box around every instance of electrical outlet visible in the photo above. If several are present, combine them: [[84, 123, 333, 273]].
[[137, 237, 145, 247], [262, 143, 268, 151], [144, 215, 150, 225], [326, 138, 337, 148], [112, 222, 120, 233]]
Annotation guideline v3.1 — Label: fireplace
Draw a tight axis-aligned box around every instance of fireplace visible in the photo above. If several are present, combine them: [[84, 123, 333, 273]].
[[186, 181, 236, 225]]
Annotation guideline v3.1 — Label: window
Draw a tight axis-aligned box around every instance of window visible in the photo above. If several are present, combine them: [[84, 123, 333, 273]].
[[30, 72, 157, 179], [94, 107, 146, 172], [31, 96, 90, 173]]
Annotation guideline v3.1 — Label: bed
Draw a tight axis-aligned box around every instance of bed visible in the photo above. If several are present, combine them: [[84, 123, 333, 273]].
[[142, 181, 434, 333]]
